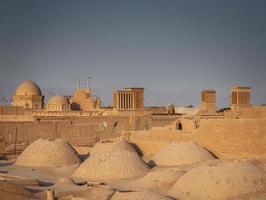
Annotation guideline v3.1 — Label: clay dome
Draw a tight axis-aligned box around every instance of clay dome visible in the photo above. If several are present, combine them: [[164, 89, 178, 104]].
[[46, 95, 71, 111], [167, 160, 266, 200], [89, 138, 138, 156], [73, 151, 149, 181], [152, 142, 215, 166], [47, 95, 69, 105], [15, 80, 42, 96], [15, 138, 81, 167], [128, 168, 185, 193]]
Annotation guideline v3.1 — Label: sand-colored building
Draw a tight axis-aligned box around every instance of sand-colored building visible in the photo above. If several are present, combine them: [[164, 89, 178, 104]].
[[230, 86, 251, 109], [70, 88, 100, 111], [175, 106, 199, 116], [200, 90, 216, 114], [45, 95, 71, 111], [113, 88, 144, 110], [0, 105, 25, 115], [12, 80, 44, 110]]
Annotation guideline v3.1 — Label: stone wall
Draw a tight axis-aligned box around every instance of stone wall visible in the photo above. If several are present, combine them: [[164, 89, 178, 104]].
[[224, 107, 266, 119], [151, 115, 180, 127], [0, 115, 132, 154], [130, 128, 192, 156], [0, 114, 183, 155], [0, 106, 25, 115], [3, 111, 266, 159], [129, 112, 266, 159], [193, 118, 266, 158]]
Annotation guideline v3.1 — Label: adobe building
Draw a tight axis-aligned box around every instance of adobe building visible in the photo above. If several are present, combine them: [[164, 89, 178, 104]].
[[70, 89, 100, 111], [0, 105, 25, 115], [45, 95, 71, 111], [230, 86, 251, 109], [200, 90, 216, 114], [167, 104, 175, 114], [113, 88, 144, 110], [12, 80, 44, 110]]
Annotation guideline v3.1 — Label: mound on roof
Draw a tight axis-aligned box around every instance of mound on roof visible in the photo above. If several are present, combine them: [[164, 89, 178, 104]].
[[15, 138, 81, 167], [152, 142, 215, 166], [168, 160, 266, 200], [89, 138, 138, 156], [73, 151, 148, 181]]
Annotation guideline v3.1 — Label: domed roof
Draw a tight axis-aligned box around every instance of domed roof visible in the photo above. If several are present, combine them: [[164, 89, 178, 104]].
[[89, 138, 138, 156], [73, 151, 149, 181], [167, 160, 266, 200], [15, 138, 81, 167], [152, 142, 215, 166], [48, 95, 69, 105], [15, 80, 42, 96]]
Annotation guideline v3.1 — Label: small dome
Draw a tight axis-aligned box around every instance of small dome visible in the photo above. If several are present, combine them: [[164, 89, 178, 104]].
[[15, 80, 42, 96], [48, 95, 69, 105]]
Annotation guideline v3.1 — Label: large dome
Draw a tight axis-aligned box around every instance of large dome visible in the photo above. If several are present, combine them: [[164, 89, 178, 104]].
[[73, 151, 149, 181], [167, 160, 266, 200], [89, 138, 138, 156], [15, 138, 81, 167], [151, 142, 215, 166], [48, 95, 69, 105], [15, 80, 42, 96]]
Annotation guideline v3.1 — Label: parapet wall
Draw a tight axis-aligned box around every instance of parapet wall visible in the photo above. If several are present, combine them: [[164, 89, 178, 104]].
[[150, 115, 180, 127], [224, 107, 266, 119], [0, 115, 132, 154], [3, 111, 265, 159], [193, 118, 266, 158], [0, 114, 184, 155]]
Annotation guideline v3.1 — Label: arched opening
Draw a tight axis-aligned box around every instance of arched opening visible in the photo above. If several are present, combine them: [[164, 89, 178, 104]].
[[176, 122, 182, 131], [25, 103, 29, 109], [71, 102, 81, 111]]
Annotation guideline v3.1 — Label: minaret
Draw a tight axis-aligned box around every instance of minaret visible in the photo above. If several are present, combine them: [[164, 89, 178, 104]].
[[87, 77, 89, 89], [77, 79, 80, 90], [87, 76, 92, 92]]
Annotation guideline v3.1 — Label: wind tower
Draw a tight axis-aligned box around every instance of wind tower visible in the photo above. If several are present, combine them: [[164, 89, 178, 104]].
[[230, 86, 251, 109], [200, 90, 216, 114]]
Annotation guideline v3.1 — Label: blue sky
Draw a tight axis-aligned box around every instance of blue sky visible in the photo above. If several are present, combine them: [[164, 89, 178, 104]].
[[0, 0, 266, 107]]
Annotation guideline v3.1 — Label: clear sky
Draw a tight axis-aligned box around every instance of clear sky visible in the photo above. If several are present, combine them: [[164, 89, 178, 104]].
[[0, 0, 266, 107]]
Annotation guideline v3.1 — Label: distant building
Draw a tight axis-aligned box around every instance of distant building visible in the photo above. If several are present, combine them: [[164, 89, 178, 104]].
[[12, 80, 44, 110], [0, 105, 25, 115], [200, 90, 216, 114], [45, 95, 71, 111], [113, 88, 144, 110], [230, 86, 251, 109], [175, 106, 199, 116], [70, 88, 100, 111], [167, 104, 175, 114]]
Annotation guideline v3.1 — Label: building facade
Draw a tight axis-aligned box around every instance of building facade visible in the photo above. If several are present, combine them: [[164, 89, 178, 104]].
[[200, 90, 216, 114], [70, 89, 100, 111], [45, 95, 71, 111], [12, 80, 44, 110], [113, 88, 144, 110], [231, 86, 251, 109]]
